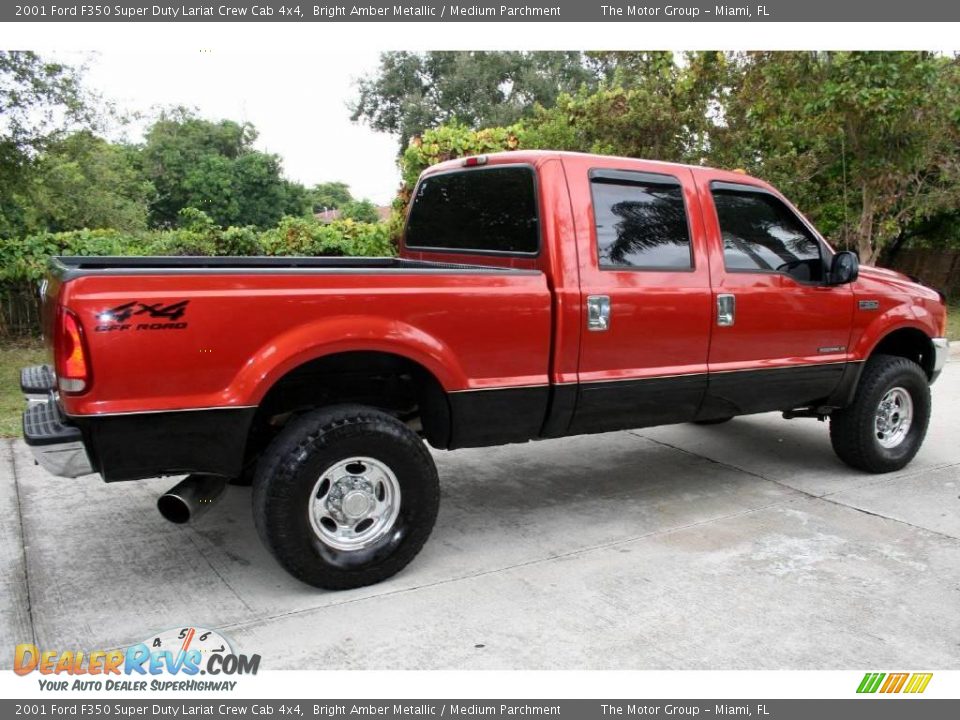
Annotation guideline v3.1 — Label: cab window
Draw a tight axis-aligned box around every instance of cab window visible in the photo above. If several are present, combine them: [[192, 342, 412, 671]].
[[405, 166, 539, 254]]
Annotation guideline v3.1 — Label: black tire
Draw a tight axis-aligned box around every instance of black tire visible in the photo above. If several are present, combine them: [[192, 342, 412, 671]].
[[692, 417, 733, 425], [252, 404, 439, 589], [830, 354, 931, 473]]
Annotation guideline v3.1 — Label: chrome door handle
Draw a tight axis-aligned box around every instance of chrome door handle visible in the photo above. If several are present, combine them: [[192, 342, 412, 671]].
[[717, 293, 735, 327], [587, 295, 611, 331]]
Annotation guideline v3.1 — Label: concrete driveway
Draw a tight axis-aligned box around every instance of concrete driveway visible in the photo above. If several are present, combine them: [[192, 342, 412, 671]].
[[3, 360, 959, 670]]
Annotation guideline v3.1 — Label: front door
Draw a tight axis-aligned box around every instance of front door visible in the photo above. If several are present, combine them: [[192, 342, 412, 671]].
[[696, 176, 855, 418]]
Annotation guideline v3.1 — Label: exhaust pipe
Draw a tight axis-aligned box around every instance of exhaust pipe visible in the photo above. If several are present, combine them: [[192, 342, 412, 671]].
[[158, 475, 227, 524]]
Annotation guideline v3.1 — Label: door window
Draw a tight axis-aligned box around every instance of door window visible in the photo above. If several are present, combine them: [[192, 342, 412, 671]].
[[711, 186, 825, 283], [590, 172, 692, 270]]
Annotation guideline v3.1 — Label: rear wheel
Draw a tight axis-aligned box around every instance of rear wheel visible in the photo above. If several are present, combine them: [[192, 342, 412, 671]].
[[830, 355, 931, 473], [252, 404, 439, 589]]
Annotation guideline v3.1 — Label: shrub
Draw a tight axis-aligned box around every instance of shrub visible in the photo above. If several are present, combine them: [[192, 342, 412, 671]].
[[399, 122, 524, 188], [0, 216, 394, 289], [0, 229, 147, 284], [218, 226, 263, 256], [141, 231, 217, 257], [258, 216, 394, 257]]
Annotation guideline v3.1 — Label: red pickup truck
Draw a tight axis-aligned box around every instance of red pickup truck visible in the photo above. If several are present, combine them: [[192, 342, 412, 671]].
[[22, 151, 949, 589]]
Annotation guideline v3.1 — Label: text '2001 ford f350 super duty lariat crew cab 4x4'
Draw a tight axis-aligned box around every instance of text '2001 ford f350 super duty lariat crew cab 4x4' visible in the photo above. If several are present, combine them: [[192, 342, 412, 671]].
[[22, 151, 949, 589]]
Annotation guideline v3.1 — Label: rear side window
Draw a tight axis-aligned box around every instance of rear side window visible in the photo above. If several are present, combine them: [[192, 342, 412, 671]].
[[590, 172, 692, 270], [405, 166, 538, 254], [712, 187, 824, 282]]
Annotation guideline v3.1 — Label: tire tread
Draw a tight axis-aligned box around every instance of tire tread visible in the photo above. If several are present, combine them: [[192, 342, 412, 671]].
[[252, 404, 439, 590], [830, 355, 930, 473]]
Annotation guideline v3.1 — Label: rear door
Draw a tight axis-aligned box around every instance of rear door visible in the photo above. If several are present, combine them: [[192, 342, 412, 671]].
[[565, 158, 714, 434], [695, 175, 855, 417]]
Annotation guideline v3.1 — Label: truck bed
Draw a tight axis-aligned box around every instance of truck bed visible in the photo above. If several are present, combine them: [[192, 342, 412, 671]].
[[45, 254, 554, 433]]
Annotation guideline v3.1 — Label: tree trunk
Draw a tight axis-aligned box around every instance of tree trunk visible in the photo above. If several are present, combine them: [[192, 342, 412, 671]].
[[857, 185, 877, 264], [881, 230, 911, 267]]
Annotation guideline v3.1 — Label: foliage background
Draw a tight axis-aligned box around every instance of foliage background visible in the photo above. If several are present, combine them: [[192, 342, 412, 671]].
[[388, 51, 960, 267], [2, 50, 959, 338]]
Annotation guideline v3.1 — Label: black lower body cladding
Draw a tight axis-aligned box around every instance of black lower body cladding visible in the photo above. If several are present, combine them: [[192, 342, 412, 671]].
[[70, 362, 856, 480], [74, 408, 255, 482]]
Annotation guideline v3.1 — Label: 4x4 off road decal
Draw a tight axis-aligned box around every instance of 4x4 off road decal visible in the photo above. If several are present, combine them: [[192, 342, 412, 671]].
[[95, 300, 190, 332]]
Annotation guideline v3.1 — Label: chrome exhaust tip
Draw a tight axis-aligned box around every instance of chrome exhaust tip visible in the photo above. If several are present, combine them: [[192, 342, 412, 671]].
[[158, 475, 227, 524]]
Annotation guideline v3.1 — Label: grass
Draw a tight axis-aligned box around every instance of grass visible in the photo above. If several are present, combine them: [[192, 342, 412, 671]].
[[949, 304, 960, 342], [0, 339, 46, 437]]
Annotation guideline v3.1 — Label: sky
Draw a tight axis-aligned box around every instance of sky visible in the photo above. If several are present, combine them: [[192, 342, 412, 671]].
[[58, 50, 401, 205]]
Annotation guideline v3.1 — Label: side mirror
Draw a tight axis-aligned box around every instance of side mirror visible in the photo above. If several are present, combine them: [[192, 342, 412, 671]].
[[828, 251, 859, 286]]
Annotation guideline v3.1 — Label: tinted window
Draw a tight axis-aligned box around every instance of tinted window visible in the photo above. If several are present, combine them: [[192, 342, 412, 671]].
[[405, 166, 538, 254], [591, 176, 692, 270], [712, 188, 824, 282]]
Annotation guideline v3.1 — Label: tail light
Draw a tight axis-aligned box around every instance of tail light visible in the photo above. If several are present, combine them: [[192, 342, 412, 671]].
[[56, 307, 91, 394]]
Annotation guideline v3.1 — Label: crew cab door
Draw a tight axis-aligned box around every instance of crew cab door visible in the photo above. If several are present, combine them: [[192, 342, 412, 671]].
[[695, 174, 855, 418], [565, 158, 714, 434]]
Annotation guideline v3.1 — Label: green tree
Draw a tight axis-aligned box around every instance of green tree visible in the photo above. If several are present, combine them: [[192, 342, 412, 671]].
[[0, 51, 91, 237], [27, 131, 152, 232], [351, 51, 597, 150], [339, 199, 380, 224], [524, 52, 717, 163], [141, 109, 308, 228], [522, 51, 960, 263], [715, 52, 960, 263], [309, 181, 353, 212]]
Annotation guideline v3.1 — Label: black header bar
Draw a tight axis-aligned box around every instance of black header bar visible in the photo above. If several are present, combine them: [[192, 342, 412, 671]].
[[6, 1, 960, 23]]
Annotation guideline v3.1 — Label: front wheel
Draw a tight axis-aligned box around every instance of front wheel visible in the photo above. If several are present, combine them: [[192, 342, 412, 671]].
[[252, 404, 439, 589], [830, 355, 931, 473]]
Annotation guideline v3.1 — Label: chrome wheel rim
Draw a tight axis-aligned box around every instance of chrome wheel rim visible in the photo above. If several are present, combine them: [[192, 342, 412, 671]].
[[875, 387, 913, 449], [309, 457, 401, 551]]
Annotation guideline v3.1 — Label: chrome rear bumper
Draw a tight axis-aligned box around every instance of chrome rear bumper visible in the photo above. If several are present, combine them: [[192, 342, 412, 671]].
[[29, 440, 93, 478], [931, 337, 949, 384]]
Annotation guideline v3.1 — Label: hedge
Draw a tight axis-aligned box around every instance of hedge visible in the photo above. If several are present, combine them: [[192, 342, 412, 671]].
[[0, 210, 396, 337], [0, 211, 395, 287]]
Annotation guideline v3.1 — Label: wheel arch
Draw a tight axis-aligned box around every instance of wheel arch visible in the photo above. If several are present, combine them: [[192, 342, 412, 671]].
[[230, 317, 465, 476], [233, 316, 468, 406], [830, 323, 936, 410], [249, 348, 453, 453], [865, 325, 937, 379]]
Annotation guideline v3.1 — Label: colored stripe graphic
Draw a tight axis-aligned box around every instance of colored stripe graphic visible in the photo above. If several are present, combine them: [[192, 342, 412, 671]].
[[880, 673, 908, 693], [857, 673, 885, 693], [857, 672, 932, 694], [903, 673, 933, 694]]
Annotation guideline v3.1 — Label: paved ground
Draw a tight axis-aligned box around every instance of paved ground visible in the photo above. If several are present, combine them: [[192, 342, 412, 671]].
[[2, 358, 959, 671]]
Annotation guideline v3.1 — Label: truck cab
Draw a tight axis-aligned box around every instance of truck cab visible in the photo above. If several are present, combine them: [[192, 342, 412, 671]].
[[403, 151, 947, 437]]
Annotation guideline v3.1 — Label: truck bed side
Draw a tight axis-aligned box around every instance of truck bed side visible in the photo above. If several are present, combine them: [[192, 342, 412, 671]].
[[50, 260, 553, 479]]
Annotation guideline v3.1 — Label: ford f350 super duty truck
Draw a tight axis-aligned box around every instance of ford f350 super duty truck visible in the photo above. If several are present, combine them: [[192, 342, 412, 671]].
[[22, 151, 949, 589]]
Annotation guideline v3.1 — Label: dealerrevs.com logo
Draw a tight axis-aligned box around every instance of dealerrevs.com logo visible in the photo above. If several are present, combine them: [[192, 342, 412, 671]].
[[13, 626, 260, 692], [857, 672, 933, 694]]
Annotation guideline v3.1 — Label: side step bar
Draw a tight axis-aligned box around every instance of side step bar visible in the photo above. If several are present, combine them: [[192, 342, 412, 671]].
[[21, 364, 55, 402], [22, 395, 92, 477]]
